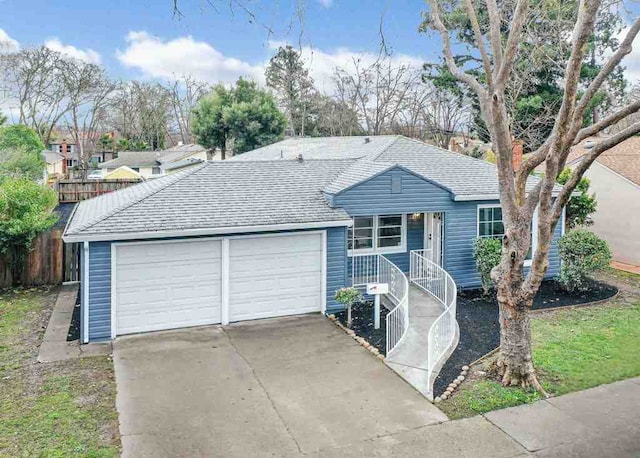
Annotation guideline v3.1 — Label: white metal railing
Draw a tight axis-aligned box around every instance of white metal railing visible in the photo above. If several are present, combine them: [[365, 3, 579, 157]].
[[350, 254, 409, 355], [409, 250, 458, 397]]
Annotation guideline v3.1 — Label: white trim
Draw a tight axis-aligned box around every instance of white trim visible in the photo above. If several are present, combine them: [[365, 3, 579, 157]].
[[348, 214, 407, 257], [321, 230, 327, 314], [221, 238, 230, 325], [561, 206, 566, 236], [476, 204, 503, 238], [110, 243, 117, 339], [456, 192, 560, 202], [109, 230, 327, 337], [63, 219, 352, 243], [83, 241, 89, 344]]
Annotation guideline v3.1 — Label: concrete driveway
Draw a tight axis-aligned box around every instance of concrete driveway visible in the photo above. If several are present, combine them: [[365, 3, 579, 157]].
[[113, 314, 447, 457]]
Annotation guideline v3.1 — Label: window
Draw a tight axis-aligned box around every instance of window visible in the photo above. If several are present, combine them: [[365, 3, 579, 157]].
[[66, 159, 74, 167], [152, 167, 162, 175], [478, 206, 504, 238], [348, 217, 373, 250], [478, 205, 535, 264], [348, 214, 406, 254]]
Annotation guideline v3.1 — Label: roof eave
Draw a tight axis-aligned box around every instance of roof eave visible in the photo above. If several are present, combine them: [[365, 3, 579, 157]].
[[63, 219, 353, 243], [453, 191, 562, 201]]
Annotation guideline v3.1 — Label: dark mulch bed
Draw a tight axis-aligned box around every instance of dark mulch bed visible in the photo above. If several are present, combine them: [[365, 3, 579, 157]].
[[335, 301, 388, 355], [67, 288, 81, 342], [432, 280, 618, 396]]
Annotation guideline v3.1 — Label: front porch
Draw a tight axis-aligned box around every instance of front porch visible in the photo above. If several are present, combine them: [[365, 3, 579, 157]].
[[349, 249, 458, 399]]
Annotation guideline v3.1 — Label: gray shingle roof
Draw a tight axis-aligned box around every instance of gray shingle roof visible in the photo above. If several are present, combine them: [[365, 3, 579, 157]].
[[243, 135, 558, 199], [65, 159, 353, 239], [99, 151, 160, 169], [232, 135, 399, 161]]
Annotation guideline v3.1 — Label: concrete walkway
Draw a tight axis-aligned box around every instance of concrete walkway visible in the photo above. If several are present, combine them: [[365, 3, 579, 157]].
[[385, 285, 443, 398], [38, 284, 111, 362], [313, 377, 640, 457], [611, 260, 640, 275]]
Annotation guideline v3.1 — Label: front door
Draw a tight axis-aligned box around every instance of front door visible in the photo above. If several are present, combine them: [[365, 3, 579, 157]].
[[424, 212, 443, 266]]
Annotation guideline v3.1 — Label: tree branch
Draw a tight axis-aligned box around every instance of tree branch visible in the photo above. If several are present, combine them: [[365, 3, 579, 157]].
[[571, 17, 640, 130], [464, 0, 493, 85], [495, 0, 529, 88], [485, 0, 503, 72], [575, 98, 640, 144], [428, 0, 487, 98]]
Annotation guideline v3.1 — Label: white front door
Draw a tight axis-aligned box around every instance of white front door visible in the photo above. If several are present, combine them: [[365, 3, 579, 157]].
[[425, 213, 443, 266], [228, 232, 323, 322]]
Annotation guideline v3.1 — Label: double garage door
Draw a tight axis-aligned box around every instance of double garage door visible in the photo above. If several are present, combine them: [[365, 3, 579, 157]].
[[114, 233, 324, 336]]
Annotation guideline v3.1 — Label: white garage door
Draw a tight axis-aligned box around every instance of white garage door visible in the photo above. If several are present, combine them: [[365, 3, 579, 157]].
[[115, 240, 222, 336], [229, 233, 323, 322]]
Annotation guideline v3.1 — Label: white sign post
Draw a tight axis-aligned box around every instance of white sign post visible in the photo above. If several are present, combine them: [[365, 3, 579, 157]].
[[366, 283, 389, 329]]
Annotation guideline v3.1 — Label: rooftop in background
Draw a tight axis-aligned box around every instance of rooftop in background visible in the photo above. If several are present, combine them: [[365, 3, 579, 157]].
[[233, 135, 399, 161], [567, 136, 640, 186], [98, 143, 210, 169]]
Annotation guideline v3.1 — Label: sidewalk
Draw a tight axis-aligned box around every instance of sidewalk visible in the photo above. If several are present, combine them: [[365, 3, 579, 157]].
[[313, 377, 640, 457], [38, 284, 111, 362], [611, 260, 640, 275]]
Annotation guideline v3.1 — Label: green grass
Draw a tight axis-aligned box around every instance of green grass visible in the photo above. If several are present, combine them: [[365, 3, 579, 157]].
[[0, 288, 120, 457], [439, 301, 640, 420]]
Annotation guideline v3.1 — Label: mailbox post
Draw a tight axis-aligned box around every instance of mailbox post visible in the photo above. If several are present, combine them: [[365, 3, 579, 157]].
[[366, 283, 389, 329]]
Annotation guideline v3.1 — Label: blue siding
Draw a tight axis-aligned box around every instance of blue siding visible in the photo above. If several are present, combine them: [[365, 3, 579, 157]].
[[84, 228, 350, 341], [330, 167, 563, 290], [80, 243, 86, 342], [333, 168, 453, 215], [326, 227, 348, 313], [88, 242, 111, 341]]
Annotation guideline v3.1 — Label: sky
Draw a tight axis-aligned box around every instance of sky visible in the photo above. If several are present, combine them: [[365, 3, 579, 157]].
[[1, 1, 640, 91]]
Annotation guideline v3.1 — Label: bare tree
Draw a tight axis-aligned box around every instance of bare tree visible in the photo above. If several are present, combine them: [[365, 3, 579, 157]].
[[165, 75, 210, 145], [333, 55, 422, 135], [61, 61, 116, 171], [426, 0, 640, 392], [0, 46, 70, 145], [106, 81, 170, 150]]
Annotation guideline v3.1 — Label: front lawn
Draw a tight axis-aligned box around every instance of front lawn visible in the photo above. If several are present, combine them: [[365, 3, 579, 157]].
[[0, 288, 120, 457], [438, 299, 640, 420]]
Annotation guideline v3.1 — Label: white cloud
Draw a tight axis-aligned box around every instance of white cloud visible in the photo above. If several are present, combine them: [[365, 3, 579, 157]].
[[0, 28, 19, 52], [317, 0, 333, 7], [44, 38, 101, 64], [268, 40, 426, 94], [116, 31, 265, 84]]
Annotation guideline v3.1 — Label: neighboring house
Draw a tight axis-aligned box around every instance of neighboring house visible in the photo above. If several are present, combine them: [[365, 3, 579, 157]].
[[64, 135, 565, 343], [42, 150, 65, 177], [48, 139, 80, 169], [567, 136, 640, 266], [98, 143, 209, 179], [103, 166, 144, 180]]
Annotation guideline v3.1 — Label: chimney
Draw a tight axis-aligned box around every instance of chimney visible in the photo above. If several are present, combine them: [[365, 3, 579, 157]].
[[512, 139, 524, 171], [449, 138, 460, 153], [61, 139, 68, 175]]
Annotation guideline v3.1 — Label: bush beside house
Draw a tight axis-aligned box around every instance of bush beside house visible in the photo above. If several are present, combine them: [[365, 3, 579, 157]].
[[558, 229, 611, 292], [472, 237, 502, 294]]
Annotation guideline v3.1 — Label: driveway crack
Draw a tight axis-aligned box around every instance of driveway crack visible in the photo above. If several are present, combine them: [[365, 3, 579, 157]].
[[222, 328, 303, 455]]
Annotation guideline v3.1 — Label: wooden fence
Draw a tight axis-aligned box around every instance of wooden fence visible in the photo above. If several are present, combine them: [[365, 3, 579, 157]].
[[0, 229, 80, 288], [57, 179, 141, 203]]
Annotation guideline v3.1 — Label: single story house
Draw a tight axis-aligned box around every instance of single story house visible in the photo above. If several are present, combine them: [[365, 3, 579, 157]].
[[567, 136, 640, 266], [103, 166, 144, 180], [98, 143, 209, 179], [64, 135, 565, 343], [42, 150, 65, 178]]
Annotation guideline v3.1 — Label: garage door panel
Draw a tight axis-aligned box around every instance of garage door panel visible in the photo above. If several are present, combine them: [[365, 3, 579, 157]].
[[115, 240, 222, 336], [229, 233, 323, 322]]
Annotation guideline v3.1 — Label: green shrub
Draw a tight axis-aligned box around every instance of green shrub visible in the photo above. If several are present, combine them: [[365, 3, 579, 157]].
[[473, 237, 502, 294], [558, 229, 611, 292], [334, 286, 362, 327]]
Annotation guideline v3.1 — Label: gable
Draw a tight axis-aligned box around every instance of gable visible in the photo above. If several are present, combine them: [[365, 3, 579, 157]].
[[331, 167, 454, 215]]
